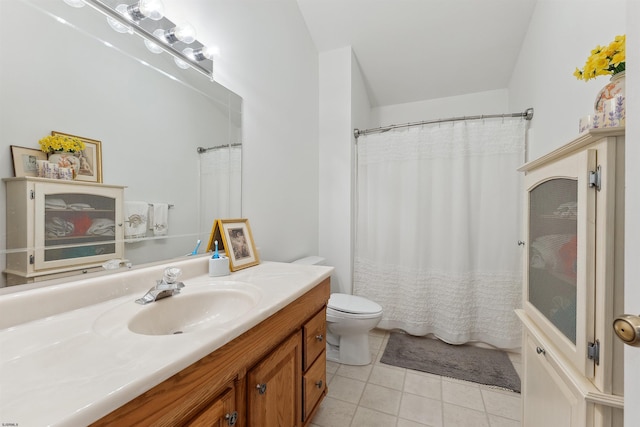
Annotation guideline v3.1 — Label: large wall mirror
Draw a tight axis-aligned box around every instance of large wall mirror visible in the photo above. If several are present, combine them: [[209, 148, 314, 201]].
[[0, 0, 242, 287]]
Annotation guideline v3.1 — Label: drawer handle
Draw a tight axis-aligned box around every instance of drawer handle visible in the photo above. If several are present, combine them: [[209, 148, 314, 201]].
[[315, 334, 324, 342], [536, 346, 546, 355], [315, 380, 323, 389], [256, 383, 267, 394]]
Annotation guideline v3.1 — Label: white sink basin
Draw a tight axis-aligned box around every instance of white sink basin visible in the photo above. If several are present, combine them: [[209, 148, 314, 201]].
[[94, 281, 262, 337]]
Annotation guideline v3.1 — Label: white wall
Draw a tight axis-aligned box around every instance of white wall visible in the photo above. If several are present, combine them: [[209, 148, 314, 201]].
[[509, 0, 626, 160], [144, 1, 323, 263]]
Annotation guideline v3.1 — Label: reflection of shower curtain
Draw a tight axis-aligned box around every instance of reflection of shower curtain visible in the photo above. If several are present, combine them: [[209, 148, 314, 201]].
[[354, 119, 525, 349], [199, 145, 242, 234]]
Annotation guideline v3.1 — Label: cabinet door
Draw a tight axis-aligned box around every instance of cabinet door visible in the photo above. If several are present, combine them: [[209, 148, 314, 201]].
[[524, 149, 596, 377], [34, 182, 123, 270], [247, 331, 302, 427], [187, 385, 237, 427], [302, 351, 326, 422], [523, 332, 581, 427], [303, 308, 326, 370]]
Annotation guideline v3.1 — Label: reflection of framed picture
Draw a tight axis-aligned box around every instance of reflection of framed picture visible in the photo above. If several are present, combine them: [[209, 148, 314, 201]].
[[10, 145, 47, 177], [210, 218, 259, 271], [52, 131, 103, 183]]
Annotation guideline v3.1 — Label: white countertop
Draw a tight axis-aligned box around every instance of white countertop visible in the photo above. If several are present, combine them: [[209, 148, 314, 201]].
[[0, 259, 333, 426]]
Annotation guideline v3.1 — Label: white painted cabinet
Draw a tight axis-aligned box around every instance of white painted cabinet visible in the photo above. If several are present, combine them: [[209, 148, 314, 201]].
[[4, 177, 124, 285], [517, 128, 625, 426]]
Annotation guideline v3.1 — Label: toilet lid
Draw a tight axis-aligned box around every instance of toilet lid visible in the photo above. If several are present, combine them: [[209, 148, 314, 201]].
[[328, 293, 382, 315]]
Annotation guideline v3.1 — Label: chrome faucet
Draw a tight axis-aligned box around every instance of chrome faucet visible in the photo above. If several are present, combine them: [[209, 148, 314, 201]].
[[135, 267, 185, 305]]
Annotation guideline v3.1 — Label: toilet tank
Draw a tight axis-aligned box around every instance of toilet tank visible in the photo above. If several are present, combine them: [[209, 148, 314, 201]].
[[292, 256, 326, 265]]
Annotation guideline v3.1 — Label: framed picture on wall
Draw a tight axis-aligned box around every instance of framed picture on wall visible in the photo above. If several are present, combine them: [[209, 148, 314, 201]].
[[10, 145, 47, 177], [52, 131, 103, 183], [208, 218, 259, 271]]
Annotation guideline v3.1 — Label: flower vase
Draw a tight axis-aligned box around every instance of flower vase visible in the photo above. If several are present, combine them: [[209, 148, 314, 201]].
[[48, 151, 80, 178], [594, 71, 625, 127]]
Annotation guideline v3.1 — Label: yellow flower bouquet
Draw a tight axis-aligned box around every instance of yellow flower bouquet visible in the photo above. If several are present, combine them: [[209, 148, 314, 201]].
[[574, 34, 625, 81], [39, 134, 86, 153]]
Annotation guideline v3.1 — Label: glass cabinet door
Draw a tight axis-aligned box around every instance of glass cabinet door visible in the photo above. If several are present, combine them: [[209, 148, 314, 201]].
[[34, 183, 122, 270], [528, 178, 578, 344]]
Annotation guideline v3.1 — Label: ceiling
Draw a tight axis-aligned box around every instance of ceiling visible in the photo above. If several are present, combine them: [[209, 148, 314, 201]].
[[296, 0, 537, 107]]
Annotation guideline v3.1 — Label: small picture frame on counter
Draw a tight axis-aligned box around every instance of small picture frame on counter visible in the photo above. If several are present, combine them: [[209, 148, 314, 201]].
[[208, 218, 259, 271], [10, 145, 47, 177]]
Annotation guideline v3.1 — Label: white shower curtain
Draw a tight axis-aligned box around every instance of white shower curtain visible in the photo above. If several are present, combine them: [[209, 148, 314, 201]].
[[199, 145, 242, 233], [354, 119, 525, 349]]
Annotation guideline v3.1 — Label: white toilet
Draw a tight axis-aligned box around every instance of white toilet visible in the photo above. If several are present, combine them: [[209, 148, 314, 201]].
[[293, 256, 383, 366]]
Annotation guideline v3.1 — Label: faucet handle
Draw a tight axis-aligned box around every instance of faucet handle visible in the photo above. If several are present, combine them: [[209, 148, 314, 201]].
[[163, 267, 182, 284]]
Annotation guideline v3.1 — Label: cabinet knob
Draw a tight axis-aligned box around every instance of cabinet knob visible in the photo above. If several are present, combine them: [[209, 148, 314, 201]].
[[613, 314, 640, 346], [536, 346, 546, 355], [315, 334, 324, 342], [225, 411, 238, 426], [315, 380, 323, 389], [517, 240, 525, 246], [256, 383, 267, 394]]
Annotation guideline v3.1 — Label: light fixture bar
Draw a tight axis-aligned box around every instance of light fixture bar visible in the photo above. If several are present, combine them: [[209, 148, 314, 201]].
[[82, 0, 213, 78]]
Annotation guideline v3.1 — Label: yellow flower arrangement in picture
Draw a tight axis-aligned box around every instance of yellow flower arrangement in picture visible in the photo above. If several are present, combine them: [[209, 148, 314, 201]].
[[39, 134, 86, 153], [574, 34, 625, 81]]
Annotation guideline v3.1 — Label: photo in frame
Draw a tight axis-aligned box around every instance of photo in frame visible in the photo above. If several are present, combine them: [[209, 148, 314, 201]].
[[10, 145, 47, 177], [52, 131, 103, 183], [207, 219, 259, 271]]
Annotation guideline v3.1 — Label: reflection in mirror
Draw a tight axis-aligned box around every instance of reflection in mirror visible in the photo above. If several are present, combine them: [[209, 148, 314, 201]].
[[0, 0, 242, 287]]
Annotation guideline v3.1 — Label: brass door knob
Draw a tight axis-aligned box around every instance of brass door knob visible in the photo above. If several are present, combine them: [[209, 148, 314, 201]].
[[613, 314, 640, 346]]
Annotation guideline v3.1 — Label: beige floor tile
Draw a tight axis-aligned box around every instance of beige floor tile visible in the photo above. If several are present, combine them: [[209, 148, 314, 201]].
[[369, 335, 384, 352], [326, 360, 340, 375], [326, 375, 366, 404], [368, 364, 406, 391], [442, 379, 485, 412], [359, 383, 402, 416], [311, 396, 357, 427], [443, 402, 489, 427], [399, 393, 443, 426], [481, 389, 521, 421], [336, 362, 373, 382], [404, 371, 442, 400], [351, 406, 398, 426]]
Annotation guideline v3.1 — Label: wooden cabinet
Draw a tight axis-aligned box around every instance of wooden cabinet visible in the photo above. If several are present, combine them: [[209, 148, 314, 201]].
[[247, 331, 302, 426], [517, 128, 625, 426], [4, 177, 125, 285], [92, 278, 330, 427]]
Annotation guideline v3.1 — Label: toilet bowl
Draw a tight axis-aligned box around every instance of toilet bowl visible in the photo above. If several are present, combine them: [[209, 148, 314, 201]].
[[292, 256, 383, 365], [326, 293, 383, 365]]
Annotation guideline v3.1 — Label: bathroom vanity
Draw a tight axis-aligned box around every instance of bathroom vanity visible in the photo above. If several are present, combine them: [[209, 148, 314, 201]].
[[0, 258, 332, 426]]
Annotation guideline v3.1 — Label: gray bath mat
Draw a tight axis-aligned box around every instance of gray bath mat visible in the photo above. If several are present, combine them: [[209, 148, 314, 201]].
[[381, 332, 520, 393]]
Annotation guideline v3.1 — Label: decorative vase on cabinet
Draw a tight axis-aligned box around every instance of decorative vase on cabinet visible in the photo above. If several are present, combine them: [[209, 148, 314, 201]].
[[48, 151, 81, 177], [516, 127, 625, 427], [594, 71, 625, 125]]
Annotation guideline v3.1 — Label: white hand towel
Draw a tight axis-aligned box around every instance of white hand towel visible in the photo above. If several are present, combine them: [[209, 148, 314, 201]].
[[124, 201, 148, 240], [150, 203, 169, 236]]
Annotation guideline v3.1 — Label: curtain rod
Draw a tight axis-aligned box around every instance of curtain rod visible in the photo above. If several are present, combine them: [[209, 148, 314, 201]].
[[197, 143, 242, 153], [353, 107, 534, 139]]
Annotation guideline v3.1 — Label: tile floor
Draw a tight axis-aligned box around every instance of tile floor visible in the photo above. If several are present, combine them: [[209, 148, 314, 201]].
[[310, 329, 522, 427]]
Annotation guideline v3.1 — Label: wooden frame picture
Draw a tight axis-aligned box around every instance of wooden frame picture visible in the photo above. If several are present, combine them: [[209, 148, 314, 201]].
[[52, 131, 103, 183], [207, 218, 259, 271], [10, 145, 47, 177]]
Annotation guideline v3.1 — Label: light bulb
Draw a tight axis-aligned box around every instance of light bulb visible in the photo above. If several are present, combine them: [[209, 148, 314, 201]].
[[144, 37, 164, 54], [106, 4, 133, 34], [127, 0, 164, 21], [163, 22, 196, 44], [184, 46, 216, 61], [174, 57, 190, 69]]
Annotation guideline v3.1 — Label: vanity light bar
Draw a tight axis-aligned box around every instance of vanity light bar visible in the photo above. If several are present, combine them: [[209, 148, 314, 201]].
[[81, 0, 214, 79]]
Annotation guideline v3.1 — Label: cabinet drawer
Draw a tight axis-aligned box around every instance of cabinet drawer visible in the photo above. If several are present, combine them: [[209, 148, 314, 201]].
[[303, 308, 326, 370], [303, 351, 326, 421]]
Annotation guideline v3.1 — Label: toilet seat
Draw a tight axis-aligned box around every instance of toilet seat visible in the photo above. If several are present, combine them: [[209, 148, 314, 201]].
[[327, 293, 383, 318]]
